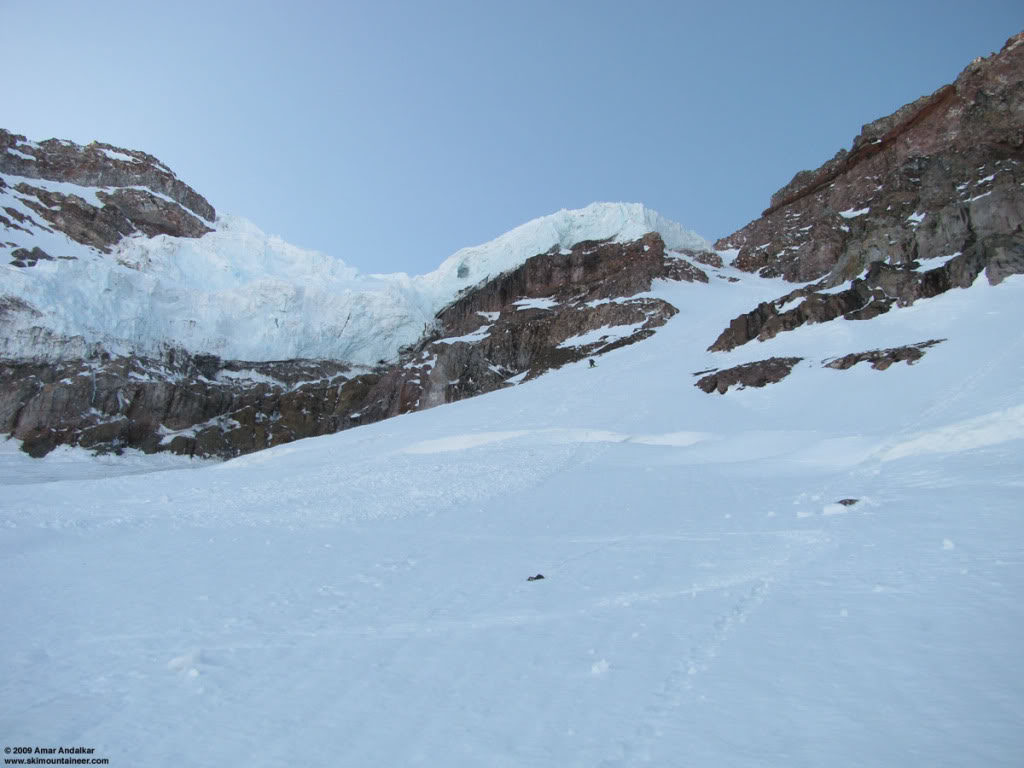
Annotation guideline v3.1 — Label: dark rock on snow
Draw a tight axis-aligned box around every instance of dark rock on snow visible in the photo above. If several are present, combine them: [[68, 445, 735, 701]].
[[1, 129, 214, 254], [695, 357, 803, 394], [824, 339, 944, 371]]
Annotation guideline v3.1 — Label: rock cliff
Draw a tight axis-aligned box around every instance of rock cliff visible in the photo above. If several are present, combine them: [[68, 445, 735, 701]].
[[1, 129, 215, 258], [710, 32, 1024, 352], [353, 235, 707, 424]]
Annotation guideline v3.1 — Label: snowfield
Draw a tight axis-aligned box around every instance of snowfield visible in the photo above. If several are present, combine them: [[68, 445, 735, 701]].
[[1, 265, 1022, 766]]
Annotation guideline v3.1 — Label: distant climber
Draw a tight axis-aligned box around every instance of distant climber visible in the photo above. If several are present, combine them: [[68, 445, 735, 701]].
[[588, 359, 596, 368]]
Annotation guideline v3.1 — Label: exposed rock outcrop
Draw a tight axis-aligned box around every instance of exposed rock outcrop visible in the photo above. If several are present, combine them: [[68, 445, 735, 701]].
[[10, 247, 56, 268], [332, 234, 698, 424], [695, 341, 943, 397], [694, 357, 803, 394], [709, 33, 1024, 351], [1, 130, 214, 221], [707, 249, 997, 351], [1, 130, 214, 258], [824, 339, 944, 370], [716, 33, 1024, 285], [1, 352, 376, 458]]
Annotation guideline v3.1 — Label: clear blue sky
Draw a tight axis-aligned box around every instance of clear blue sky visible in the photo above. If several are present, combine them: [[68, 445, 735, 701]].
[[5, 1, 1021, 274]]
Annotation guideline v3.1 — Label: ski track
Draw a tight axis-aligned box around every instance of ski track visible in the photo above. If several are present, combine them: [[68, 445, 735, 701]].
[[596, 529, 833, 767]]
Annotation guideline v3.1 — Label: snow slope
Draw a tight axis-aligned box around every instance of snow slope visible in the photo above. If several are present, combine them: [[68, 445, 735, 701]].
[[0, 187, 709, 363], [2, 266, 1022, 766]]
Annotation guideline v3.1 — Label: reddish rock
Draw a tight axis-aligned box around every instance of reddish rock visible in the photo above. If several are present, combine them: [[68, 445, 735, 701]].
[[1, 130, 215, 221], [2, 130, 214, 256], [717, 33, 1024, 285], [708, 246, 993, 352], [358, 235, 691, 422]]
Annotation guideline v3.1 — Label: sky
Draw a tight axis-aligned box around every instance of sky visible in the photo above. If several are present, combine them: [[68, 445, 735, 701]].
[[4, 1, 1022, 275]]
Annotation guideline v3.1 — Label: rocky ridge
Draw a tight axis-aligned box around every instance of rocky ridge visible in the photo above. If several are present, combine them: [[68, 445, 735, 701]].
[[1, 129, 215, 260], [709, 32, 1024, 354], [355, 236, 707, 424]]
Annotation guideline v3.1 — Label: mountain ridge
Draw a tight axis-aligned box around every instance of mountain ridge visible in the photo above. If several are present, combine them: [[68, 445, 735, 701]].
[[1, 156, 707, 363], [2, 30, 1022, 459]]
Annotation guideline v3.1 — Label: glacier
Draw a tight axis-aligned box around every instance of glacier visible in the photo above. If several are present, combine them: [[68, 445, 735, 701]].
[[0, 188, 709, 364]]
